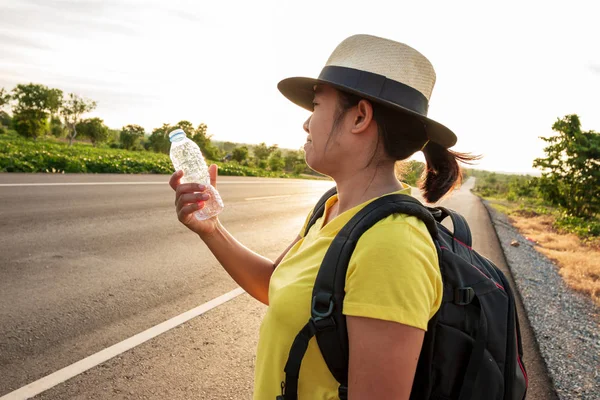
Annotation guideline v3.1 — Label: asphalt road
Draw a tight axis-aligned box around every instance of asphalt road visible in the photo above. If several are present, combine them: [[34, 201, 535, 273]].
[[0, 173, 555, 399]]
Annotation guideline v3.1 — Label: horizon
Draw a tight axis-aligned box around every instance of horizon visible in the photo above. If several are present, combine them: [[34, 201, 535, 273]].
[[1, 0, 598, 175]]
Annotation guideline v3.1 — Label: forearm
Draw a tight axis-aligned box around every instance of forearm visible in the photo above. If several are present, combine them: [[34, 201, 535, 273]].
[[200, 220, 274, 305]]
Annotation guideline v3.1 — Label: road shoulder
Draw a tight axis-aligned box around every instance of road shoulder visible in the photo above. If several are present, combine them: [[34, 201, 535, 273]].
[[33, 293, 264, 400], [482, 199, 599, 399]]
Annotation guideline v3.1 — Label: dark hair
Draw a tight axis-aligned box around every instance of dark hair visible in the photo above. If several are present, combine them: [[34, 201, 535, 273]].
[[336, 90, 480, 203]]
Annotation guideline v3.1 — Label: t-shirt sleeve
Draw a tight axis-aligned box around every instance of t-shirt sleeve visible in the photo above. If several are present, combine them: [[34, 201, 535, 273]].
[[343, 218, 442, 331]]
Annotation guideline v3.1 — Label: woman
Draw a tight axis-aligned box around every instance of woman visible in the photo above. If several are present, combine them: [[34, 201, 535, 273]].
[[170, 34, 478, 399]]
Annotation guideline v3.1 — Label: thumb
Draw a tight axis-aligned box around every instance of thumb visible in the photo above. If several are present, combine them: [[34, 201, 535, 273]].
[[209, 164, 218, 188]]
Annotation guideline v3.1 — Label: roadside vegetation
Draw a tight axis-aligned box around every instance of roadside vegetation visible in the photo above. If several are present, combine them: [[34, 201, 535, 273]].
[[0, 83, 428, 185], [471, 114, 599, 306]]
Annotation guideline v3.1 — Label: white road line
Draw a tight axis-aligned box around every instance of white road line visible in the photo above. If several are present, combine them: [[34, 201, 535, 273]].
[[245, 195, 292, 201], [0, 182, 168, 187], [0, 287, 245, 400], [0, 181, 297, 187]]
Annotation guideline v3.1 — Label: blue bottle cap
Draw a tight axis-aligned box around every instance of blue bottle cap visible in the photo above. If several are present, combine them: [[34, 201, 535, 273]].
[[168, 128, 186, 142]]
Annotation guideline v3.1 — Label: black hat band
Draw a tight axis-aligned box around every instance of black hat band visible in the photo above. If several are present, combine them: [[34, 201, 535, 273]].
[[318, 65, 429, 116]]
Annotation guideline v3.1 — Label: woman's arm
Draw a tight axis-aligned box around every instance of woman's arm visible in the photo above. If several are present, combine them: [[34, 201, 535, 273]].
[[202, 227, 301, 305], [346, 316, 425, 399], [170, 167, 301, 306]]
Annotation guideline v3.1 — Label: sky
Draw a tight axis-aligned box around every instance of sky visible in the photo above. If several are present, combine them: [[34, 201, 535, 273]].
[[0, 0, 598, 174]]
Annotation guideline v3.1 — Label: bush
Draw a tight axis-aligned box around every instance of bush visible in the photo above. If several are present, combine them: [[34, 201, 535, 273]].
[[0, 135, 297, 179], [555, 212, 600, 238], [268, 150, 285, 172], [13, 109, 47, 139], [0, 111, 11, 128], [50, 117, 67, 138], [294, 163, 306, 175]]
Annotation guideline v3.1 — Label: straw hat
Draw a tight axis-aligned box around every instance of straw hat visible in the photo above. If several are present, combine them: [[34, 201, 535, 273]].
[[278, 34, 457, 148]]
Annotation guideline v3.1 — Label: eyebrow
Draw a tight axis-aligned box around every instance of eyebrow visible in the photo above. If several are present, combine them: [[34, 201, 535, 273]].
[[313, 84, 323, 96]]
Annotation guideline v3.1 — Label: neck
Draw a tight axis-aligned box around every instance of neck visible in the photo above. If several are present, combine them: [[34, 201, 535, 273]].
[[331, 162, 404, 215]]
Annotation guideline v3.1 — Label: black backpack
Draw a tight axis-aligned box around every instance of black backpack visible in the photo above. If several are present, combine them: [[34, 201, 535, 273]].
[[279, 188, 528, 400]]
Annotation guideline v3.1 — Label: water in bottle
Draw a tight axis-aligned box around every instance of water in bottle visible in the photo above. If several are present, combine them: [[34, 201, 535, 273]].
[[169, 128, 224, 220]]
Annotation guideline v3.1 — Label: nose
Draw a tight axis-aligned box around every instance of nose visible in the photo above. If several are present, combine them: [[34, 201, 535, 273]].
[[303, 116, 311, 134]]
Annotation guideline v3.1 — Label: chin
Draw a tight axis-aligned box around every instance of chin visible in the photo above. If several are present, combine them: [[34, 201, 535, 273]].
[[305, 155, 330, 177]]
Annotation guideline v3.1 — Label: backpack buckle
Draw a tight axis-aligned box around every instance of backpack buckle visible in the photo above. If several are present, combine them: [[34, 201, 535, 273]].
[[311, 293, 336, 330], [454, 287, 475, 305]]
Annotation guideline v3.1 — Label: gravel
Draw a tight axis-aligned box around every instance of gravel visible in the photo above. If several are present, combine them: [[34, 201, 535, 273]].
[[482, 201, 600, 400]]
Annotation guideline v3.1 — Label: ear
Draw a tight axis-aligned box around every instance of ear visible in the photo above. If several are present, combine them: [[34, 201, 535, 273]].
[[350, 99, 374, 134]]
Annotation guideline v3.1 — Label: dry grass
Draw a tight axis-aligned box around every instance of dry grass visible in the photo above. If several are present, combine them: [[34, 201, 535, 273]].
[[509, 213, 600, 307]]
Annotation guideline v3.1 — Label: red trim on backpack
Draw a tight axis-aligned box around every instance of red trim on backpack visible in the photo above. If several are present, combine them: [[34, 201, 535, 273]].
[[440, 246, 506, 291], [518, 355, 528, 388], [471, 264, 506, 291], [453, 237, 473, 250], [516, 327, 529, 389]]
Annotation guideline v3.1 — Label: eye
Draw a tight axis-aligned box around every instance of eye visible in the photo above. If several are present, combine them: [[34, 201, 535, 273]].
[[312, 102, 319, 107]]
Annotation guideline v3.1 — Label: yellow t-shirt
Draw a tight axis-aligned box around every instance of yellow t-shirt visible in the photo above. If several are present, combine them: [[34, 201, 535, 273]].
[[253, 185, 442, 399]]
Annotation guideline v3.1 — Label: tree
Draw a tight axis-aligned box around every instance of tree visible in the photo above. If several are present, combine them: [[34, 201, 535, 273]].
[[533, 114, 600, 218], [148, 121, 219, 159], [50, 117, 67, 138], [11, 83, 57, 140], [77, 118, 109, 146], [187, 122, 220, 161], [232, 146, 249, 162], [148, 123, 174, 154], [269, 150, 285, 171], [120, 124, 145, 150], [254, 142, 277, 162], [284, 150, 303, 172], [107, 129, 120, 145], [13, 110, 47, 139], [0, 88, 10, 110], [0, 89, 11, 129], [46, 88, 63, 119], [222, 141, 237, 153], [61, 93, 96, 146], [0, 111, 11, 128]]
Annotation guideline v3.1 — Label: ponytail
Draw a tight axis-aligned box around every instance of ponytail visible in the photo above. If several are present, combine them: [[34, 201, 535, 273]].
[[335, 89, 481, 203], [420, 143, 480, 203]]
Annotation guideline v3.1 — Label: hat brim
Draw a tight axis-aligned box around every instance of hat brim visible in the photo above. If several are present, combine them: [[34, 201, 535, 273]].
[[277, 77, 457, 149]]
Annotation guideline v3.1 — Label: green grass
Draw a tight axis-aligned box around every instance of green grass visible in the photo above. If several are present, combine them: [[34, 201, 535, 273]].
[[471, 169, 599, 239], [0, 132, 320, 179]]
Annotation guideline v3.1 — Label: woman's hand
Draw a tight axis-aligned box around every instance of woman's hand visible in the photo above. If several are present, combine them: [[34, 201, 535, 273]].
[[169, 164, 220, 238]]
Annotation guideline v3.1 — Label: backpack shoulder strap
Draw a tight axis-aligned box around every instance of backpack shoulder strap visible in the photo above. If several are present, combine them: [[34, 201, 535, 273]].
[[435, 206, 472, 247], [281, 193, 437, 399], [304, 186, 338, 237], [313, 193, 437, 390]]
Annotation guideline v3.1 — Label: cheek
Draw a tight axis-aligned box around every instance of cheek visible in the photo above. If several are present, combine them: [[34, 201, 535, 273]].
[[308, 109, 330, 134], [307, 114, 318, 133]]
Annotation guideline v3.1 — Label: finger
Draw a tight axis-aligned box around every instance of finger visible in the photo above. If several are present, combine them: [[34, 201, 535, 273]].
[[178, 201, 205, 221], [176, 192, 210, 210], [175, 182, 207, 199], [169, 170, 183, 191], [209, 164, 218, 188]]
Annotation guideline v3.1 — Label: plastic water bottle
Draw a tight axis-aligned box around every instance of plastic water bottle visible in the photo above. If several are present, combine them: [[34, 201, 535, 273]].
[[169, 128, 224, 220]]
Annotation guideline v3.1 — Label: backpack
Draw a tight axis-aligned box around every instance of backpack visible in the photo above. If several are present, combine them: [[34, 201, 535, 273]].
[[278, 188, 528, 400]]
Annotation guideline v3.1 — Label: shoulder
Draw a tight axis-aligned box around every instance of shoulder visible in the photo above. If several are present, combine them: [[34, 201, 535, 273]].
[[343, 213, 442, 329], [355, 212, 437, 255], [347, 213, 439, 284]]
